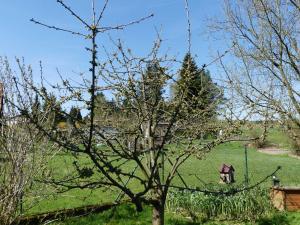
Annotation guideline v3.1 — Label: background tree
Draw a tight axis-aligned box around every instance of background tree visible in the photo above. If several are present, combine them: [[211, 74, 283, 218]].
[[68, 106, 82, 123], [214, 0, 300, 149], [174, 53, 222, 119], [42, 92, 65, 128], [31, 94, 42, 119], [94, 92, 107, 122], [172, 53, 223, 139], [94, 92, 120, 126], [0, 58, 53, 225], [140, 61, 165, 104]]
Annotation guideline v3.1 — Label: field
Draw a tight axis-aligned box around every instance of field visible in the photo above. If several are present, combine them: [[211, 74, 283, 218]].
[[51, 204, 300, 225], [25, 142, 300, 213], [21, 128, 300, 224]]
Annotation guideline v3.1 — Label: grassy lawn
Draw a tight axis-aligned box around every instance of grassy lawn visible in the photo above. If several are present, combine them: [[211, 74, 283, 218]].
[[22, 128, 300, 224], [176, 142, 300, 186], [52, 204, 300, 225], [26, 142, 300, 213], [265, 127, 292, 149]]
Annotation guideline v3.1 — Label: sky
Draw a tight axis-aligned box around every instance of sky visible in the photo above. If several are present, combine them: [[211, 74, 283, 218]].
[[0, 0, 228, 87]]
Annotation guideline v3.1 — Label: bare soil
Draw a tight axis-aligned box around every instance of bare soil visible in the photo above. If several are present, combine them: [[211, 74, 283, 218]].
[[258, 147, 290, 155], [258, 147, 300, 159]]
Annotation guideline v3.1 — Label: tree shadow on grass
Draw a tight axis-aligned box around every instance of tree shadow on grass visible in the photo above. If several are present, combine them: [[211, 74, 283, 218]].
[[166, 219, 200, 225], [166, 219, 229, 225], [256, 213, 290, 225]]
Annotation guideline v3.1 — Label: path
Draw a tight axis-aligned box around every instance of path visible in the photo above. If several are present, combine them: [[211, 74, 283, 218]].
[[258, 147, 300, 159]]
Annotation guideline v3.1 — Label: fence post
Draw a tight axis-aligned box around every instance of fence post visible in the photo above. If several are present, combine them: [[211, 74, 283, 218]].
[[244, 144, 249, 186]]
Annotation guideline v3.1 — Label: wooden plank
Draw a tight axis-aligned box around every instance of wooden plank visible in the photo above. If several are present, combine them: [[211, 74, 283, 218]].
[[286, 206, 300, 211], [285, 194, 300, 211], [271, 187, 300, 211], [285, 202, 300, 206], [286, 195, 300, 202], [285, 190, 300, 195], [286, 193, 300, 197], [286, 201, 300, 205], [286, 200, 300, 202], [286, 198, 300, 202]]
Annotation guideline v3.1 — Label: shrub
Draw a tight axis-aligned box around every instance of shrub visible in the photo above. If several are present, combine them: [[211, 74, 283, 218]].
[[290, 139, 300, 156], [248, 129, 268, 148], [285, 127, 300, 155]]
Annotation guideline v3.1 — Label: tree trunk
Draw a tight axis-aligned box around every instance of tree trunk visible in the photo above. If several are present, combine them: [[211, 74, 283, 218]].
[[152, 200, 164, 225]]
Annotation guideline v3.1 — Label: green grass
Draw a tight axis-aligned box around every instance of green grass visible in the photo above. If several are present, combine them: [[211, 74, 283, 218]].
[[23, 152, 119, 214], [266, 127, 292, 149], [21, 127, 300, 224], [51, 204, 300, 225], [24, 188, 116, 214], [172, 142, 300, 186], [242, 124, 292, 149], [25, 141, 300, 215]]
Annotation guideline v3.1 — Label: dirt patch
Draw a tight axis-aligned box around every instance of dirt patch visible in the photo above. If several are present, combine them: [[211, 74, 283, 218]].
[[289, 154, 300, 160], [258, 147, 300, 160], [258, 147, 290, 155]]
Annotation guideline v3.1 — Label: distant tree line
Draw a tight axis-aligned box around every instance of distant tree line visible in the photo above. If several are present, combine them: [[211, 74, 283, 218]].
[[31, 53, 222, 131], [90, 53, 223, 130]]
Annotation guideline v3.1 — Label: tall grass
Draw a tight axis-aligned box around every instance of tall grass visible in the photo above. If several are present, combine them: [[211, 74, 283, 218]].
[[166, 187, 274, 222]]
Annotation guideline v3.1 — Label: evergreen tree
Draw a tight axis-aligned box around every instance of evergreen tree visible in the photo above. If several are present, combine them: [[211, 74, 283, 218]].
[[68, 106, 82, 124], [136, 61, 166, 124], [175, 53, 222, 119], [31, 94, 41, 119], [94, 92, 115, 124], [142, 62, 165, 106], [94, 92, 107, 122], [42, 94, 65, 127]]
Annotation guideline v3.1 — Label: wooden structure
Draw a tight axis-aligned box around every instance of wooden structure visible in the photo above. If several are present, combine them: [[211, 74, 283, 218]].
[[219, 164, 235, 184], [153, 122, 169, 147], [271, 186, 300, 211]]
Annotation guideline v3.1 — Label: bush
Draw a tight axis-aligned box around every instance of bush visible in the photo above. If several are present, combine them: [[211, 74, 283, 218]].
[[283, 122, 300, 155], [248, 129, 268, 148], [166, 187, 274, 222], [290, 139, 300, 156]]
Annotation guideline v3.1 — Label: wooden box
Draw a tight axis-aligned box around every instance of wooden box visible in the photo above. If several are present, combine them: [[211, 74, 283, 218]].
[[271, 187, 300, 211]]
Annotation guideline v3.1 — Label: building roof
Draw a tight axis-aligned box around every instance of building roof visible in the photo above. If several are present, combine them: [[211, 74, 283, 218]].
[[219, 164, 235, 173]]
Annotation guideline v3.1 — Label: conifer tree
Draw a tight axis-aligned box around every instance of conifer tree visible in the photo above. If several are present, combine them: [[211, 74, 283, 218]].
[[31, 94, 41, 119], [142, 62, 165, 105], [175, 53, 222, 119], [68, 106, 82, 124], [42, 94, 65, 127]]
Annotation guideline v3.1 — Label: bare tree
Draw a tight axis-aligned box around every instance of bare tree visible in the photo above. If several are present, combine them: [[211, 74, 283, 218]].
[[0, 58, 53, 225], [214, 0, 300, 144], [8, 1, 250, 225]]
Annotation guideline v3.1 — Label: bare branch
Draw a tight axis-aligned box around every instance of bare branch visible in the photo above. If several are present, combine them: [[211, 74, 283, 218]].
[[56, 0, 91, 29], [30, 18, 87, 37], [97, 14, 154, 32]]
